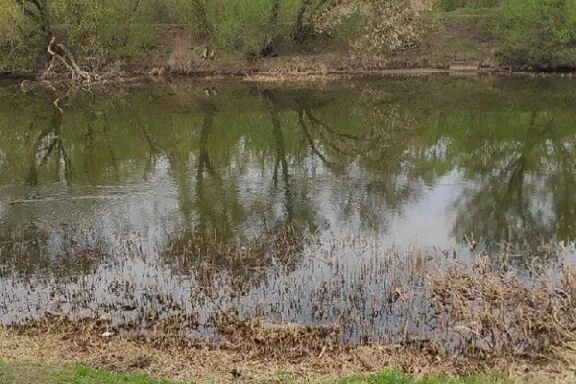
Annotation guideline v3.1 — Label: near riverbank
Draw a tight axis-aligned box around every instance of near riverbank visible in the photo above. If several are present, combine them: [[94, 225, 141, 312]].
[[0, 329, 574, 384], [2, 248, 576, 384], [0, 361, 513, 384]]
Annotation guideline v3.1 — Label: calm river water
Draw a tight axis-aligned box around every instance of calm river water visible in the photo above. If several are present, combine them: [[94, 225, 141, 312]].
[[1, 75, 575, 342]]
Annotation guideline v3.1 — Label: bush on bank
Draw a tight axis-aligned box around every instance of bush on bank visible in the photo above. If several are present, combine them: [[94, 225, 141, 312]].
[[2, 0, 576, 73], [0, 0, 429, 72], [495, 0, 576, 69]]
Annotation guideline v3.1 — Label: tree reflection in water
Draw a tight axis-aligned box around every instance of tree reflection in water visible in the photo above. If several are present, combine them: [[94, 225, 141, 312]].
[[0, 77, 576, 331]]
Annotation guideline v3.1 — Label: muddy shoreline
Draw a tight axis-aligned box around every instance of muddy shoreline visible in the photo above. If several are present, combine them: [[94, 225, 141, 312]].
[[3, 64, 574, 84]]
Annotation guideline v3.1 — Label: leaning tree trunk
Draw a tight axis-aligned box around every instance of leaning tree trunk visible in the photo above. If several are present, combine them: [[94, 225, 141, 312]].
[[292, 0, 343, 42]]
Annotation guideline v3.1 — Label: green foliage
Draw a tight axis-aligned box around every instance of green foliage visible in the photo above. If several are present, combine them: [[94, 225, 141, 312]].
[[50, 0, 155, 64], [0, 0, 43, 71], [496, 0, 576, 67], [0, 361, 191, 384], [73, 365, 191, 384], [207, 0, 293, 53], [165, 0, 302, 55], [0, 0, 432, 70]]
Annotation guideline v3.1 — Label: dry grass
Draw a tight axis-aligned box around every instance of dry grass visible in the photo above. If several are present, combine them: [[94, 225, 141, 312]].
[[2, 252, 576, 383], [429, 257, 576, 358], [2, 223, 576, 383], [1, 322, 574, 384], [0, 326, 511, 383]]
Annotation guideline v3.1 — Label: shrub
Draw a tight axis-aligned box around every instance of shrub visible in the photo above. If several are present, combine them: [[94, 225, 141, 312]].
[[496, 0, 576, 68], [314, 0, 432, 60], [208, 0, 297, 54], [0, 0, 44, 71], [50, 0, 155, 66], [166, 0, 302, 55]]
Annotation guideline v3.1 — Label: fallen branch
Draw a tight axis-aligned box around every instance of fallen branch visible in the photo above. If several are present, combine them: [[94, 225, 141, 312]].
[[43, 36, 99, 85]]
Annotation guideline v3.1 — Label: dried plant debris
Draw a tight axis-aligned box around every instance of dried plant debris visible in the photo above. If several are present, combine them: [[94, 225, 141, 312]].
[[2, 224, 576, 381], [2, 253, 576, 380]]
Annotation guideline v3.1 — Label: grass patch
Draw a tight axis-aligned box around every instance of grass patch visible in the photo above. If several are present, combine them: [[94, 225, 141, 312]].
[[0, 361, 512, 384], [73, 365, 189, 384], [0, 361, 191, 384], [322, 370, 510, 384]]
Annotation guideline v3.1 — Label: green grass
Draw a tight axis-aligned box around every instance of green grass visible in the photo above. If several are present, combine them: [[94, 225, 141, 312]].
[[0, 362, 191, 384], [0, 361, 512, 384], [319, 370, 510, 384], [73, 366, 190, 384]]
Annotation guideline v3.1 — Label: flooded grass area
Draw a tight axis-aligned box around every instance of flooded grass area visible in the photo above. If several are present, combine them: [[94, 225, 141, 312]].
[[1, 75, 576, 381]]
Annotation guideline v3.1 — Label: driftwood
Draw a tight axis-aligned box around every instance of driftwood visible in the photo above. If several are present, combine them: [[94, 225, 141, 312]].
[[43, 36, 100, 84]]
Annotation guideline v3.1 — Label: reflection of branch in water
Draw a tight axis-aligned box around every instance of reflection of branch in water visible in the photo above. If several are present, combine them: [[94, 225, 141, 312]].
[[303, 109, 369, 157], [543, 117, 576, 240], [297, 108, 336, 171], [262, 91, 294, 222], [191, 106, 235, 239], [27, 125, 53, 186], [306, 110, 364, 142], [450, 111, 575, 250], [27, 98, 72, 186], [198, 108, 216, 177], [101, 116, 119, 179], [272, 108, 289, 188]]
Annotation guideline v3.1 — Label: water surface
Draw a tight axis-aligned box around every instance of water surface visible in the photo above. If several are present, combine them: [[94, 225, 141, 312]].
[[1, 75, 575, 343]]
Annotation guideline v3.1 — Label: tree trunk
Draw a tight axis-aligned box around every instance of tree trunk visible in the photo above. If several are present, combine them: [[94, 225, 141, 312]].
[[292, 0, 313, 42]]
